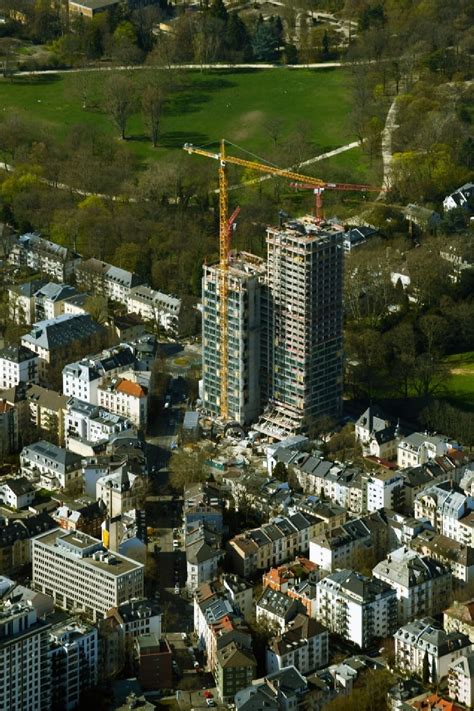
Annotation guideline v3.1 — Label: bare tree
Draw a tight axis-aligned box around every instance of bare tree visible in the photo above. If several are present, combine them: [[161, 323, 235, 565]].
[[142, 82, 164, 148], [103, 74, 136, 140]]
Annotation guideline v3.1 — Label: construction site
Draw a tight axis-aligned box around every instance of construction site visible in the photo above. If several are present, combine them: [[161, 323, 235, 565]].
[[184, 140, 361, 440]]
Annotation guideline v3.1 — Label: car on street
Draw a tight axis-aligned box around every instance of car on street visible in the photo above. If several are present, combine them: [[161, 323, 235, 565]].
[[206, 700, 215, 706], [174, 585, 180, 594]]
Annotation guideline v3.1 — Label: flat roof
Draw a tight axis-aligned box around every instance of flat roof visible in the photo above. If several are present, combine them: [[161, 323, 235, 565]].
[[33, 529, 143, 577]]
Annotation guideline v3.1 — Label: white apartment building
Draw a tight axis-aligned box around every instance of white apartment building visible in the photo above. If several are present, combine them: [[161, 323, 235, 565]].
[[448, 652, 474, 708], [8, 279, 47, 325], [355, 405, 400, 460], [0, 477, 35, 510], [394, 617, 470, 683], [127, 284, 181, 334], [62, 345, 137, 405], [65, 397, 134, 448], [32, 529, 144, 622], [0, 344, 39, 388], [49, 619, 98, 711], [33, 282, 79, 321], [97, 375, 148, 428], [366, 470, 404, 512], [20, 440, 83, 490], [373, 547, 452, 624], [222, 575, 254, 623], [0, 601, 52, 711], [186, 535, 225, 593], [397, 432, 452, 468], [414, 481, 474, 540], [9, 232, 79, 281], [316, 569, 397, 649], [266, 613, 328, 675]]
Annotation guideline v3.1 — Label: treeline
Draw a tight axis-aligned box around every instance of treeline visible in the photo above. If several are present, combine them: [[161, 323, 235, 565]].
[[0, 0, 345, 72]]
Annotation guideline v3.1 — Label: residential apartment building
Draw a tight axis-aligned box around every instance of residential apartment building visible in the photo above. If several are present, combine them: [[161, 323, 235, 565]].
[[65, 397, 134, 449], [397, 432, 452, 469], [258, 219, 344, 438], [256, 587, 304, 634], [0, 398, 19, 455], [0, 513, 56, 576], [62, 344, 138, 404], [127, 284, 181, 335], [184, 481, 224, 535], [0, 477, 35, 509], [49, 619, 98, 711], [97, 375, 148, 428], [186, 524, 224, 592], [373, 546, 453, 624], [202, 252, 265, 425], [34, 282, 80, 322], [414, 481, 474, 540], [366, 470, 404, 512], [411, 529, 474, 585], [227, 512, 322, 577], [8, 279, 48, 325], [316, 569, 397, 649], [222, 575, 254, 623], [0, 344, 39, 388], [215, 638, 257, 703], [394, 617, 470, 683], [448, 652, 474, 708], [20, 440, 83, 490], [235, 666, 311, 711], [21, 314, 106, 384], [75, 258, 144, 306], [53, 500, 106, 539], [96, 464, 145, 517], [309, 511, 389, 573], [355, 405, 400, 460], [444, 600, 474, 644], [25, 383, 68, 446], [135, 634, 172, 692], [8, 232, 80, 281], [266, 613, 328, 675], [0, 601, 52, 711], [32, 529, 144, 622]]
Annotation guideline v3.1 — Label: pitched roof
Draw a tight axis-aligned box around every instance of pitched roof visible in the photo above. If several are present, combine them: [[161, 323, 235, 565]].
[[22, 314, 104, 351], [1, 478, 34, 496], [0, 345, 37, 364], [115, 379, 147, 398]]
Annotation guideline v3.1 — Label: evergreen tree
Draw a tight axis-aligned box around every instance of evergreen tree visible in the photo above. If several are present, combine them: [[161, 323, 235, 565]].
[[322, 30, 330, 59], [209, 0, 227, 23], [225, 12, 251, 56], [252, 22, 278, 61]]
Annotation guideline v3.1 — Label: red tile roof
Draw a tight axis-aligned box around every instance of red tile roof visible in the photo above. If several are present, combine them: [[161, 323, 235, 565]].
[[116, 379, 146, 398]]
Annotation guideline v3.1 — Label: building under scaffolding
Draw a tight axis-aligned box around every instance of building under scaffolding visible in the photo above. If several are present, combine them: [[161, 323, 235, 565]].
[[202, 252, 265, 426], [201, 218, 344, 437]]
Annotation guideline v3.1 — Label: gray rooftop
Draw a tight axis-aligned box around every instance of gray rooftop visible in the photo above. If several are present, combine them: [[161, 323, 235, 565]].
[[22, 314, 104, 351]]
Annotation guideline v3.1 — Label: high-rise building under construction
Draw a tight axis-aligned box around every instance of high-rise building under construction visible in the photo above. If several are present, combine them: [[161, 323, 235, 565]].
[[202, 253, 265, 425], [201, 217, 344, 436]]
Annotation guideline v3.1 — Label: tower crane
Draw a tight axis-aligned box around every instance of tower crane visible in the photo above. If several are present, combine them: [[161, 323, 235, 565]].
[[183, 139, 328, 421], [289, 181, 387, 224]]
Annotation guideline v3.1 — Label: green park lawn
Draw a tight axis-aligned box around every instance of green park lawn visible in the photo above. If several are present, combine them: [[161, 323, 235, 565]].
[[445, 351, 474, 411], [0, 67, 364, 173]]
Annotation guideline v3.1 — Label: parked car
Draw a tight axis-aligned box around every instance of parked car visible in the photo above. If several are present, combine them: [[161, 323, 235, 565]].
[[174, 585, 180, 594]]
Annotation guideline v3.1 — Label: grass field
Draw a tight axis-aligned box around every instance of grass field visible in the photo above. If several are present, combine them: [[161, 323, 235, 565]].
[[445, 351, 474, 411], [0, 68, 368, 175]]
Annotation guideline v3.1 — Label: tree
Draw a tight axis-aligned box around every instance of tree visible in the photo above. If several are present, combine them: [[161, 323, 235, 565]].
[[252, 22, 278, 61], [84, 295, 108, 325], [273, 461, 287, 481], [141, 81, 164, 148], [103, 74, 136, 140], [422, 649, 430, 683], [168, 446, 213, 490]]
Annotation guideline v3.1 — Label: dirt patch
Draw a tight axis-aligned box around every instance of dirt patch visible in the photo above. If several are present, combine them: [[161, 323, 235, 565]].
[[450, 367, 474, 376], [234, 110, 265, 140]]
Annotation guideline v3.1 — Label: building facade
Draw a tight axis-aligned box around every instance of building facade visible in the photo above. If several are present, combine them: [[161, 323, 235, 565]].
[[32, 529, 144, 622], [202, 253, 265, 425]]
